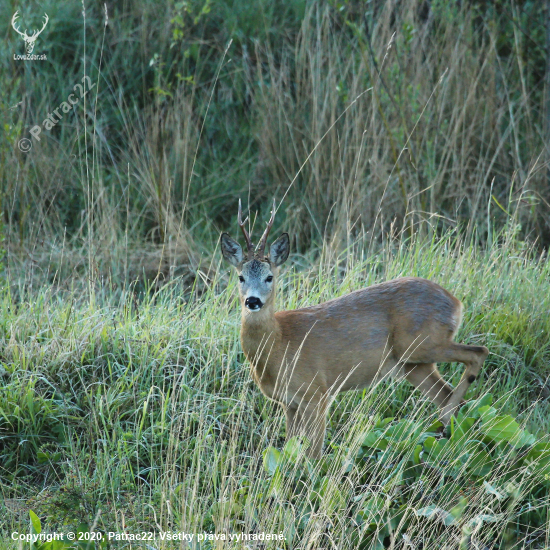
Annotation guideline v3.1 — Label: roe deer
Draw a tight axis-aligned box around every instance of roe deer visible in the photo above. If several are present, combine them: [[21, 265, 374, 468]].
[[221, 200, 489, 458]]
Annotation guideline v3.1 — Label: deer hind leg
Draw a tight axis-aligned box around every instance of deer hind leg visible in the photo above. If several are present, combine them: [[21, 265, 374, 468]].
[[403, 363, 454, 407], [285, 405, 299, 439], [435, 343, 489, 424]]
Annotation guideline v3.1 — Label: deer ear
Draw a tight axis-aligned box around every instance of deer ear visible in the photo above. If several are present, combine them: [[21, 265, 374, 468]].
[[270, 233, 290, 266], [220, 233, 243, 266]]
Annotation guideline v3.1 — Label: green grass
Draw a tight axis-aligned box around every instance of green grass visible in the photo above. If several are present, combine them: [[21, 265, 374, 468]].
[[1, 231, 549, 548]]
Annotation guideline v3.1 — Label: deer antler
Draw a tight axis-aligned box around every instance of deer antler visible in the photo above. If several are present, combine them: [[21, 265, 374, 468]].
[[238, 199, 254, 258], [11, 11, 27, 38], [33, 13, 49, 38], [256, 199, 276, 259]]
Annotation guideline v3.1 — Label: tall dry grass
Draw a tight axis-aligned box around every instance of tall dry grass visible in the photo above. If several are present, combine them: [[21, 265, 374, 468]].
[[1, 0, 548, 289]]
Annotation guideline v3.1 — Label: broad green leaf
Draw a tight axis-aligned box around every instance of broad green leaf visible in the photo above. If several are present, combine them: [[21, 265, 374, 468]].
[[29, 510, 41, 535], [317, 477, 346, 511], [362, 432, 388, 450], [442, 510, 457, 526], [477, 393, 493, 407], [423, 436, 436, 451], [415, 504, 439, 517], [416, 505, 454, 525], [283, 436, 303, 462], [504, 481, 521, 497], [458, 393, 493, 421], [389, 504, 407, 530], [375, 417, 394, 429], [467, 513, 499, 529], [317, 476, 330, 497], [77, 524, 95, 550], [268, 470, 285, 496], [474, 393, 493, 408], [379, 457, 405, 489], [37, 451, 50, 464], [315, 456, 332, 475], [370, 533, 386, 550], [426, 438, 448, 460], [466, 448, 492, 477], [451, 417, 475, 442], [476, 405, 497, 422], [360, 496, 386, 523], [483, 481, 505, 500], [394, 439, 413, 453], [413, 444, 422, 465], [449, 496, 468, 521], [263, 447, 281, 475], [384, 419, 422, 442], [530, 455, 550, 476], [481, 415, 521, 444], [457, 440, 492, 476], [517, 431, 536, 448], [524, 442, 550, 462], [425, 419, 444, 432]]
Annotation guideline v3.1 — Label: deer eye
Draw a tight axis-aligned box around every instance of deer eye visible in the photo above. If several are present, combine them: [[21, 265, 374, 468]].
[[265, 276, 273, 283], [238, 276, 245, 283]]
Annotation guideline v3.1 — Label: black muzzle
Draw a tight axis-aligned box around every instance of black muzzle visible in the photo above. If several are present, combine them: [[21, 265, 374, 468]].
[[245, 296, 263, 310]]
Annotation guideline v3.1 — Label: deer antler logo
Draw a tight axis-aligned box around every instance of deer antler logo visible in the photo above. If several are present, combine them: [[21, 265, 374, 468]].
[[11, 11, 49, 54]]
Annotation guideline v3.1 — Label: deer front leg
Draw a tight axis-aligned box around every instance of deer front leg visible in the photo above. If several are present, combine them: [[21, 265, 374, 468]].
[[403, 362, 453, 407], [285, 404, 299, 439], [286, 398, 328, 459], [439, 345, 489, 424]]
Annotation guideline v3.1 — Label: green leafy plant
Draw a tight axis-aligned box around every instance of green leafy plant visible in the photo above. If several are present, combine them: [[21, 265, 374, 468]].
[[25, 510, 106, 550], [261, 394, 550, 548]]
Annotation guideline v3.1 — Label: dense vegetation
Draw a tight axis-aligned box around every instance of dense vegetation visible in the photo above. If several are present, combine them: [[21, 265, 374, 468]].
[[1, 0, 549, 548], [2, 0, 550, 281]]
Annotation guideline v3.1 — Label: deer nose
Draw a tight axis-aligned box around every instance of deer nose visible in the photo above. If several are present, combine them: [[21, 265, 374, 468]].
[[245, 296, 263, 311]]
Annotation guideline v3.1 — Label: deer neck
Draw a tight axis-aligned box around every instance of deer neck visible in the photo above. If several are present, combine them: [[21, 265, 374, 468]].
[[240, 300, 281, 375]]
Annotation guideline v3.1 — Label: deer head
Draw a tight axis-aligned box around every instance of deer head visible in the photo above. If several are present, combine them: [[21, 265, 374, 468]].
[[12, 11, 49, 54], [221, 199, 290, 312]]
